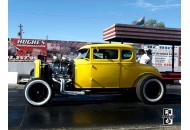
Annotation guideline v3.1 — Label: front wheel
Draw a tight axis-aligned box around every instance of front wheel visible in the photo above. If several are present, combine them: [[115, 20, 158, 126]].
[[25, 79, 52, 106], [136, 75, 166, 104]]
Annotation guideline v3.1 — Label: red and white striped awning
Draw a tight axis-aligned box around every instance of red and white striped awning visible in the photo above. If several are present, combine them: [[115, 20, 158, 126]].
[[103, 24, 181, 45]]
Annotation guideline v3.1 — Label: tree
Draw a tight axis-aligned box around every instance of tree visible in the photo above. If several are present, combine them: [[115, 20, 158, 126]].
[[144, 19, 157, 27], [156, 22, 165, 28], [131, 19, 165, 28], [131, 20, 137, 25]]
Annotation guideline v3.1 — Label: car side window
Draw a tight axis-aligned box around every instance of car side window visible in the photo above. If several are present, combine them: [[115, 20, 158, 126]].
[[93, 49, 118, 59], [122, 50, 132, 59]]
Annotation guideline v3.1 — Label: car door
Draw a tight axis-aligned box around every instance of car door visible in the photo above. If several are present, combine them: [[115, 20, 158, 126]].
[[74, 48, 92, 89], [91, 48, 120, 88]]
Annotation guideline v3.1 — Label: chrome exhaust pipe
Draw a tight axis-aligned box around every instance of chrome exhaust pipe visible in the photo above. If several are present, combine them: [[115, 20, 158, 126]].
[[52, 78, 89, 95]]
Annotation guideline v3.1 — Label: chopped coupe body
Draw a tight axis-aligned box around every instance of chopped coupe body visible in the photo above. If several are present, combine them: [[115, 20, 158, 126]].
[[25, 44, 166, 106]]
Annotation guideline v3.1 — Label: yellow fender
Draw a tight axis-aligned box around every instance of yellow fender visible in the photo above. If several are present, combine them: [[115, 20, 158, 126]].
[[34, 59, 41, 78]]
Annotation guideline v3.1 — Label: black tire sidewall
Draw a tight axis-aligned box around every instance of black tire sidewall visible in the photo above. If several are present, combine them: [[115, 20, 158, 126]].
[[136, 75, 166, 104], [24, 78, 53, 106]]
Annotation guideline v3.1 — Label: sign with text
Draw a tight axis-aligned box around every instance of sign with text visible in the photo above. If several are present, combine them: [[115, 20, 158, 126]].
[[8, 38, 47, 62]]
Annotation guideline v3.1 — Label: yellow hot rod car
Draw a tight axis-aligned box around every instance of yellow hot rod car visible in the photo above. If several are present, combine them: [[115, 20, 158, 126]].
[[24, 44, 166, 106]]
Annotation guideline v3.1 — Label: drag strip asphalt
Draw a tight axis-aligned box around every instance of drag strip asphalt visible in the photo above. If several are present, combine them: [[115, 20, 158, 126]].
[[8, 84, 181, 130]]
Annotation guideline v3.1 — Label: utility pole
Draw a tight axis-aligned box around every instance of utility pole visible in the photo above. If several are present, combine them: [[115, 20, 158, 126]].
[[18, 24, 23, 39], [46, 35, 48, 40]]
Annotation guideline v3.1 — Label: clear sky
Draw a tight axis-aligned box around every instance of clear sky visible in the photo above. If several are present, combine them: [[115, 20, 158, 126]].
[[8, 0, 181, 42]]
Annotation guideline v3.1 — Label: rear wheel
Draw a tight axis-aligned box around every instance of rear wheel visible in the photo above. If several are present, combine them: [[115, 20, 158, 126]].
[[136, 75, 166, 104], [25, 79, 52, 106]]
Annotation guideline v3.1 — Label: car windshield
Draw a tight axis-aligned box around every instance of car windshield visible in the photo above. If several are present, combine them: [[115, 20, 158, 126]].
[[76, 49, 89, 59]]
